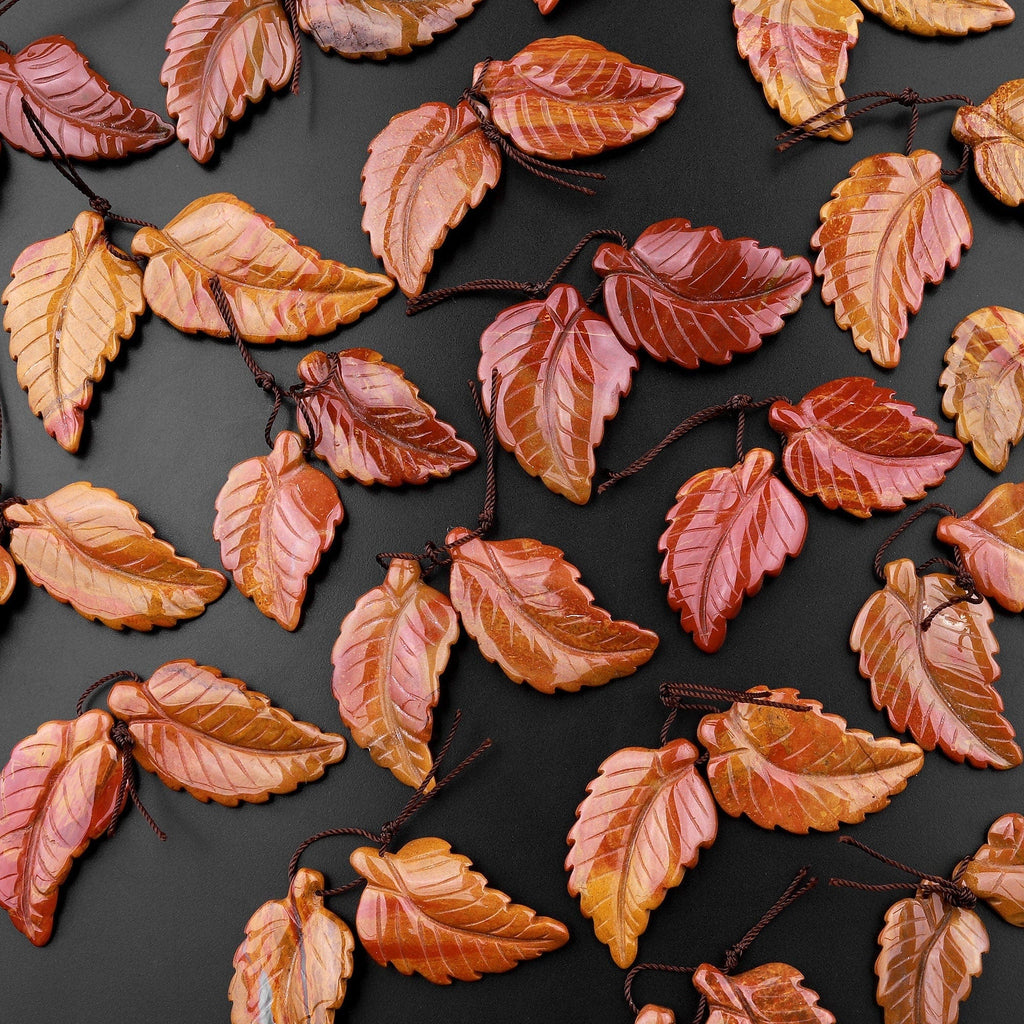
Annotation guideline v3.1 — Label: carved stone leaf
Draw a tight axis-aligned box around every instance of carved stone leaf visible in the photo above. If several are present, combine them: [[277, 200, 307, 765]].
[[850, 558, 1019, 770], [361, 101, 502, 297], [964, 813, 1024, 926], [214, 431, 343, 631], [565, 739, 718, 969], [132, 193, 393, 342], [297, 349, 476, 485], [446, 528, 659, 693], [536, 0, 561, 10], [0, 711, 123, 946], [0, 36, 174, 159], [351, 837, 570, 983], [106, 660, 347, 805], [952, 80, 1024, 206], [229, 868, 355, 1024], [693, 962, 836, 1024], [769, 377, 964, 518], [939, 306, 1024, 472], [858, 0, 1013, 34], [811, 150, 973, 368], [876, 895, 988, 1024], [658, 448, 809, 654], [0, 547, 15, 605], [594, 218, 813, 369], [5, 482, 227, 630], [636, 1008, 676, 1024], [295, 0, 483, 59], [478, 284, 636, 504], [474, 36, 685, 159], [331, 558, 458, 788], [161, 0, 297, 164], [936, 481, 1024, 612], [731, 0, 862, 141], [4, 210, 145, 453], [697, 686, 925, 832]]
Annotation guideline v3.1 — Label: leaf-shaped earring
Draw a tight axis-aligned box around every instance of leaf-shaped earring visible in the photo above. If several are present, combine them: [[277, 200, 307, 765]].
[[856, 0, 1013, 35], [963, 813, 1024, 926], [952, 79, 1024, 207]]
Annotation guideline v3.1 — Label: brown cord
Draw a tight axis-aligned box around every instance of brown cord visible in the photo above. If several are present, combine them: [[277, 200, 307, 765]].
[[0, 0, 23, 18], [108, 721, 167, 841], [624, 963, 696, 1016], [660, 682, 812, 715], [281, 0, 303, 95], [76, 670, 144, 717]]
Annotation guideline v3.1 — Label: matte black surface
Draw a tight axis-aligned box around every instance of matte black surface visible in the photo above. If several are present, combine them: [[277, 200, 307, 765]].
[[0, 2, 1021, 1022]]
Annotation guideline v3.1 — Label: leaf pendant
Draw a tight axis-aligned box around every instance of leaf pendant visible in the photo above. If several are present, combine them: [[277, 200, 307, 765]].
[[566, 739, 718, 968], [658, 448, 808, 653], [593, 217, 813, 369], [858, 0, 1014, 35], [107, 660, 347, 804], [446, 527, 659, 692], [693, 962, 836, 1024], [697, 686, 924, 832], [952, 79, 1024, 207], [769, 377, 964, 518], [5, 482, 227, 630], [850, 558, 1020, 770], [964, 813, 1024, 926], [214, 431, 344, 631], [535, 0, 562, 10], [0, 547, 15, 604], [4, 210, 145, 453], [811, 150, 972, 368], [478, 284, 636, 504], [351, 837, 570, 983], [229, 868, 355, 1024], [331, 558, 459, 788], [0, 711, 124, 945]]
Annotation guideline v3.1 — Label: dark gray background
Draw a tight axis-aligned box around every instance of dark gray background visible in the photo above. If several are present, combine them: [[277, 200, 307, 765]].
[[0, 1, 1022, 1021]]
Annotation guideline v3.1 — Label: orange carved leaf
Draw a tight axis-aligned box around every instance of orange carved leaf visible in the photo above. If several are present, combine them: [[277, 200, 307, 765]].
[[331, 558, 458, 788], [4, 210, 145, 453], [214, 431, 343, 631], [5, 482, 226, 630], [351, 837, 569, 983], [535, 0, 561, 10], [0, 711, 123, 945], [698, 686, 924, 832], [769, 377, 964, 518], [936, 481, 1024, 613], [811, 150, 972, 368], [875, 895, 988, 1024], [952, 79, 1024, 206], [229, 868, 355, 1024], [446, 528, 659, 693], [107, 660, 347, 805], [940, 306, 1024, 472], [0, 36, 173, 159], [162, 0, 297, 164], [636, 1008, 676, 1024], [565, 739, 718, 968], [478, 284, 636, 504], [132, 193, 393, 342], [361, 101, 502, 297], [296, 0, 483, 59], [858, 0, 1013, 34], [731, 0, 862, 141], [658, 448, 808, 653], [0, 547, 15, 604], [850, 558, 1019, 770], [693, 962, 836, 1024], [475, 36, 684, 160], [964, 813, 1024, 926]]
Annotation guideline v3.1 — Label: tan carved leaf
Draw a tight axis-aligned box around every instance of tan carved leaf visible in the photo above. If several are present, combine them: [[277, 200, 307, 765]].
[[952, 79, 1024, 206], [858, 0, 1013, 35], [694, 962, 836, 1024], [964, 813, 1024, 926]]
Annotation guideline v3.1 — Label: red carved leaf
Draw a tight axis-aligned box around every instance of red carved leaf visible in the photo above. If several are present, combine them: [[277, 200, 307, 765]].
[[858, 0, 1014, 35], [964, 813, 1024, 926], [214, 431, 344, 631], [351, 837, 569, 983], [162, 0, 297, 164], [594, 218, 813, 369], [850, 558, 1019, 770], [297, 349, 476, 485], [0, 547, 15, 604], [447, 528, 659, 693], [475, 36, 684, 159], [0, 711, 123, 945], [658, 448, 808, 653], [693, 962, 836, 1024], [331, 558, 458, 788], [698, 686, 925, 832], [361, 101, 502, 297], [952, 79, 1024, 207], [937, 481, 1024, 613], [535, 0, 561, 10], [478, 284, 636, 504], [0, 36, 173, 159], [769, 377, 964, 518], [811, 150, 973, 368], [107, 660, 347, 805], [566, 739, 718, 968]]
